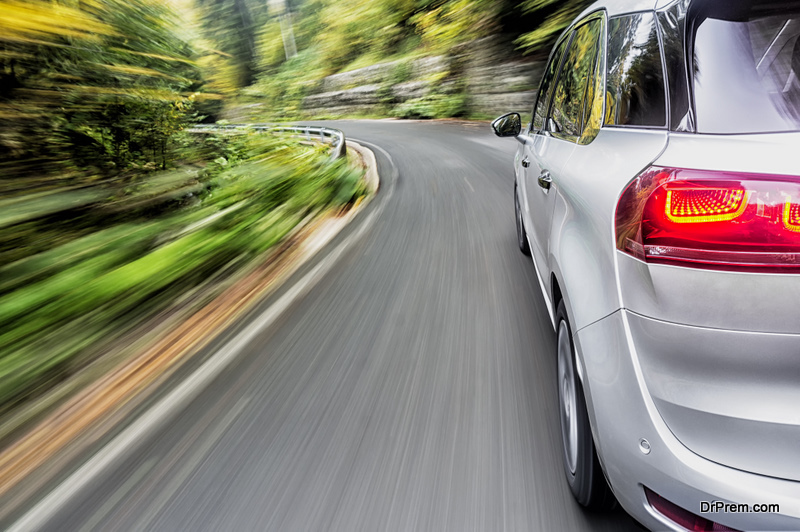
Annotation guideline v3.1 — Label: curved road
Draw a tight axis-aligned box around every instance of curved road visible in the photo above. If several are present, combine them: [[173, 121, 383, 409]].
[[13, 120, 639, 531]]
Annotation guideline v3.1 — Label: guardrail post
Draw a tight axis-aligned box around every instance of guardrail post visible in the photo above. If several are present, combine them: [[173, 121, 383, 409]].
[[334, 136, 347, 161]]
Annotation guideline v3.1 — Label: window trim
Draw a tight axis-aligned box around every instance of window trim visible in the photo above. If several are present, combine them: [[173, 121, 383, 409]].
[[577, 14, 608, 145], [655, 6, 673, 130]]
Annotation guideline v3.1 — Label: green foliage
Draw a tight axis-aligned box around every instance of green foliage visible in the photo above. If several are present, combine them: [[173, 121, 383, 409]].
[[247, 47, 325, 118], [393, 93, 466, 119], [195, 0, 267, 90], [390, 60, 413, 86], [0, 0, 215, 185], [410, 0, 500, 52], [516, 0, 593, 54], [0, 131, 365, 413], [245, 0, 590, 119], [376, 59, 413, 106], [256, 19, 288, 72], [312, 0, 414, 73]]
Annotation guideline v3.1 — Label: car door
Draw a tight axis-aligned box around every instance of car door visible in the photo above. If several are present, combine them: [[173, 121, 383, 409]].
[[518, 31, 569, 280], [522, 16, 604, 294]]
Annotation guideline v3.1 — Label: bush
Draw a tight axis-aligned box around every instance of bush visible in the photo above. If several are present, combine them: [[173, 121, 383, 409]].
[[393, 93, 466, 119], [0, 131, 366, 413]]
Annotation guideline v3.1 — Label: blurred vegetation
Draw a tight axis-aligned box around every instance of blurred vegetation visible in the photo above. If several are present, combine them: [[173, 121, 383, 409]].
[[393, 93, 466, 119], [0, 0, 593, 175], [515, 0, 594, 51], [0, 0, 369, 415], [0, 0, 219, 183], [234, 0, 592, 120], [0, 0, 590, 414], [0, 131, 365, 415]]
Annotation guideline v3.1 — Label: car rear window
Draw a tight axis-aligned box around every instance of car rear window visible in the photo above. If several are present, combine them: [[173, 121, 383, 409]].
[[690, 1, 800, 133]]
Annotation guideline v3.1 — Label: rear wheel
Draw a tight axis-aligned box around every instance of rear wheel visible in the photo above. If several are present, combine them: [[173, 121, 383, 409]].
[[556, 300, 616, 510], [514, 184, 531, 256]]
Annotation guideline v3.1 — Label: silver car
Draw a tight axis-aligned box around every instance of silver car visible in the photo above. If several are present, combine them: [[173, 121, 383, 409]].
[[493, 0, 800, 530]]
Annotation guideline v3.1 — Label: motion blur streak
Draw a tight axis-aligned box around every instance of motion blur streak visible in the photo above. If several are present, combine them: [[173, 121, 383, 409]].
[[17, 121, 637, 531]]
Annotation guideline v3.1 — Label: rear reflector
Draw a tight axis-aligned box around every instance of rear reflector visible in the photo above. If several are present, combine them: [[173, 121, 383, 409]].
[[616, 167, 800, 271], [644, 487, 741, 532]]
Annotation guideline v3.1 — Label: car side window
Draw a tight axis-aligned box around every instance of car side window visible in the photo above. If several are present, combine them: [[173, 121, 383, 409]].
[[604, 12, 667, 128], [579, 18, 606, 145], [532, 35, 570, 132], [548, 18, 603, 141]]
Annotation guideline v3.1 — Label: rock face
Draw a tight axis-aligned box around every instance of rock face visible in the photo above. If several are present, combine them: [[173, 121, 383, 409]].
[[392, 80, 432, 100], [411, 55, 450, 78], [321, 63, 399, 92], [458, 35, 544, 117], [301, 36, 543, 118], [304, 85, 383, 108]]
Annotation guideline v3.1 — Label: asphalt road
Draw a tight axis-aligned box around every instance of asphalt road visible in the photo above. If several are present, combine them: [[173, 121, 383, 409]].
[[16, 120, 639, 531]]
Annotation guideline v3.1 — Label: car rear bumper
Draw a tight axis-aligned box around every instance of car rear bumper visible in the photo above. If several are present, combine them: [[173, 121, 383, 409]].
[[574, 309, 800, 531]]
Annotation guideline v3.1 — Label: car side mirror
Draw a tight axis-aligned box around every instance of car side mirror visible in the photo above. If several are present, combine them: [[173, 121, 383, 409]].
[[547, 117, 560, 134], [492, 112, 521, 137]]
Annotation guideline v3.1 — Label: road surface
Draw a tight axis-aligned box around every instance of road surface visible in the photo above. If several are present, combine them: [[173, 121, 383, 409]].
[[10, 120, 640, 531]]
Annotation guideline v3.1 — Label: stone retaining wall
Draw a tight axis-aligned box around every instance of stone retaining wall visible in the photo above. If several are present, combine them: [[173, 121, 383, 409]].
[[459, 36, 544, 117]]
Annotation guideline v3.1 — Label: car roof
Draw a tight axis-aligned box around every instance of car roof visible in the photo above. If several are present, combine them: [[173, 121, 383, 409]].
[[577, 0, 658, 20]]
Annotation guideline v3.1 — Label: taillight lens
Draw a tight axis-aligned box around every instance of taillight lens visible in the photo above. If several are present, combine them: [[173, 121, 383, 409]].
[[664, 186, 748, 224], [616, 167, 800, 271]]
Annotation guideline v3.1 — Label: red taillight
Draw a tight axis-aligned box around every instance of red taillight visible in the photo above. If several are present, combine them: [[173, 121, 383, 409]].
[[664, 186, 748, 223], [784, 199, 800, 232], [644, 487, 740, 532], [616, 166, 800, 271]]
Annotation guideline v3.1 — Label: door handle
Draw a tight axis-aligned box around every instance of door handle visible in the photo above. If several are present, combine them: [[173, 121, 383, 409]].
[[538, 171, 552, 190], [521, 157, 530, 168]]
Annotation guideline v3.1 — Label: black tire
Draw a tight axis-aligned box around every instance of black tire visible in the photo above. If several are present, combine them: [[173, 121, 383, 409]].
[[514, 184, 531, 256], [556, 300, 616, 511]]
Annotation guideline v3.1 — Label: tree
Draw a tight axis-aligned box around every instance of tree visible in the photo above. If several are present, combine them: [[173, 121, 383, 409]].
[[516, 0, 594, 54], [0, 0, 206, 181]]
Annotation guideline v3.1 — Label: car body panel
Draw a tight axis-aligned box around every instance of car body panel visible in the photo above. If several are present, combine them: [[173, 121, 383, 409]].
[[619, 253, 800, 334], [655, 132, 800, 178], [575, 310, 800, 531], [628, 311, 800, 482], [614, 130, 800, 487], [521, 133, 575, 302], [548, 127, 666, 331]]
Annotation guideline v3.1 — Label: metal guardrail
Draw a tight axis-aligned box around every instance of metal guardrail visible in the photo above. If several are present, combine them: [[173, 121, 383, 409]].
[[189, 124, 347, 162]]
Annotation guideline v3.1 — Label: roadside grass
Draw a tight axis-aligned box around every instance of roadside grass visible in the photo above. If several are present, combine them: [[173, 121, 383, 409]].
[[0, 132, 366, 417]]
